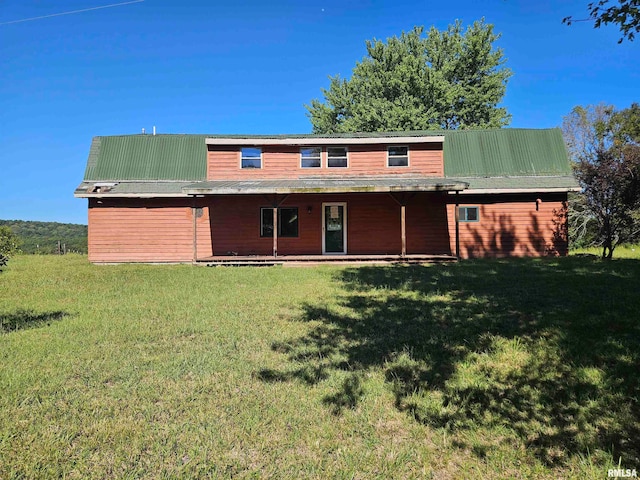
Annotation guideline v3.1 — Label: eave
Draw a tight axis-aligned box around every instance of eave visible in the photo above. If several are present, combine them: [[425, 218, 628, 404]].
[[205, 136, 445, 146], [182, 177, 467, 195]]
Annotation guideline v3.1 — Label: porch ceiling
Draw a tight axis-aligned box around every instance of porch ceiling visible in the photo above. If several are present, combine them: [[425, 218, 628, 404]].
[[182, 177, 468, 195]]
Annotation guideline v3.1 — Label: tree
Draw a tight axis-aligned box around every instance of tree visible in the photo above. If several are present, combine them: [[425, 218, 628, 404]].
[[563, 0, 640, 43], [563, 104, 640, 258], [306, 20, 512, 133], [0, 226, 20, 270]]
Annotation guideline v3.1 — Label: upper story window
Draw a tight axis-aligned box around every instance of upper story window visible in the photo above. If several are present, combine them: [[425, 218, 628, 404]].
[[327, 147, 348, 168], [458, 206, 480, 222], [241, 147, 262, 169], [300, 147, 321, 168], [388, 146, 409, 167]]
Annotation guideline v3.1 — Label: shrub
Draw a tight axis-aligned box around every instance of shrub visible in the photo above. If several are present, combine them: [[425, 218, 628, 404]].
[[0, 226, 20, 270]]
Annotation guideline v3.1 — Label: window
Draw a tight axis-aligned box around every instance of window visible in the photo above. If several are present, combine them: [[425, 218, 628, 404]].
[[458, 206, 479, 222], [260, 207, 299, 237], [327, 147, 348, 168], [241, 147, 262, 169], [301, 147, 321, 168], [388, 146, 409, 167]]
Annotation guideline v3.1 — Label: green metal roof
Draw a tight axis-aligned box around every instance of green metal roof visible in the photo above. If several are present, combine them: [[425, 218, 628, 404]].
[[83, 135, 208, 181], [443, 128, 572, 177], [79, 129, 574, 190]]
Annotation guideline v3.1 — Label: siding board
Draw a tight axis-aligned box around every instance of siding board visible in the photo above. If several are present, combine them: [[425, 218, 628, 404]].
[[207, 144, 444, 180], [446, 193, 568, 258], [88, 198, 212, 262]]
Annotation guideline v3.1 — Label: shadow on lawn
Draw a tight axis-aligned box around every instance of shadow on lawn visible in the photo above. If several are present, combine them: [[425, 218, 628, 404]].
[[0, 309, 68, 333], [257, 257, 640, 465]]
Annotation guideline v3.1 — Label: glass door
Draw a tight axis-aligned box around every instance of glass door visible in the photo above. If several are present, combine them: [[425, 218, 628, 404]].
[[323, 203, 347, 254]]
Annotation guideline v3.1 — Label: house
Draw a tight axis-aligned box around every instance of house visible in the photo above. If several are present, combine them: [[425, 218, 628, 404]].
[[74, 129, 579, 263]]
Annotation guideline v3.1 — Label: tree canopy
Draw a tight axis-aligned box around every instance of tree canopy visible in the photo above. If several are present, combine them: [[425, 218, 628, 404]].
[[306, 20, 512, 133], [563, 0, 640, 43], [563, 103, 640, 258]]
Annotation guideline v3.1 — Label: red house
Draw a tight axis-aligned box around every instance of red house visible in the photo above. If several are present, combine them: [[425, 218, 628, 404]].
[[74, 129, 578, 264]]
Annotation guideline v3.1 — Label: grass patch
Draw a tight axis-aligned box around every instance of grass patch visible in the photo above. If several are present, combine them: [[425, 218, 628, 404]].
[[571, 243, 640, 259], [1, 255, 638, 478]]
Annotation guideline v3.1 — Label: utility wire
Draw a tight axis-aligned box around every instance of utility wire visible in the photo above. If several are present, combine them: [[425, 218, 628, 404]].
[[0, 0, 144, 26]]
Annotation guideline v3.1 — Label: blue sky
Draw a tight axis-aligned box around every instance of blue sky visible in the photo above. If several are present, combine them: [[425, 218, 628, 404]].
[[0, 0, 637, 225]]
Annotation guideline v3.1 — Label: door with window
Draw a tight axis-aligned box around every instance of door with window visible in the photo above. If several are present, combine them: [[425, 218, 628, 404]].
[[322, 203, 347, 254]]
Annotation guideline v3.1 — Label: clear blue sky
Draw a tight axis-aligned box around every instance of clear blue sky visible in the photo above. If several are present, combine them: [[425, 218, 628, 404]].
[[0, 0, 637, 225]]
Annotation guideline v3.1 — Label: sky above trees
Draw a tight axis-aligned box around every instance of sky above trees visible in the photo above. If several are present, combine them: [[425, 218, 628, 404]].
[[0, 0, 638, 224]]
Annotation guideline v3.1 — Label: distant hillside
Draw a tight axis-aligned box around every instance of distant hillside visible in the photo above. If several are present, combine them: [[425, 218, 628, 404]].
[[0, 220, 87, 254]]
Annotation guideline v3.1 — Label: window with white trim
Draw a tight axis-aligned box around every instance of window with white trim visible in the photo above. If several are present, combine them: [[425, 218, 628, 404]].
[[458, 206, 479, 222], [241, 147, 262, 169], [387, 146, 409, 167], [327, 147, 348, 168], [260, 207, 299, 237], [300, 147, 321, 168]]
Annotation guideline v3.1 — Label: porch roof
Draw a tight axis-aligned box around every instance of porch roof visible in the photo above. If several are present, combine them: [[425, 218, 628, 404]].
[[182, 177, 468, 195]]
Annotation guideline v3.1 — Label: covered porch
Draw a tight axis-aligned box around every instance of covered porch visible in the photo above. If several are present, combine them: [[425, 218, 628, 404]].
[[183, 177, 468, 262]]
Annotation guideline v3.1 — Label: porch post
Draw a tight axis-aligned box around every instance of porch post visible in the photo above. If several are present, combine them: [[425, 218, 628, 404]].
[[192, 206, 198, 264], [455, 191, 460, 259], [273, 207, 278, 257], [400, 204, 406, 258]]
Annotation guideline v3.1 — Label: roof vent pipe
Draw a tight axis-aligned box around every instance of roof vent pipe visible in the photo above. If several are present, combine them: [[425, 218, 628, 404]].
[[153, 126, 156, 136]]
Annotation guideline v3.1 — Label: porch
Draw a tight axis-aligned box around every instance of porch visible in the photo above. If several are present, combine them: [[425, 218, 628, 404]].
[[185, 177, 469, 262], [197, 253, 457, 267]]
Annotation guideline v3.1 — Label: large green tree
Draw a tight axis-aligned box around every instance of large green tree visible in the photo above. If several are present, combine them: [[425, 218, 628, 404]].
[[563, 104, 640, 258], [306, 20, 512, 133]]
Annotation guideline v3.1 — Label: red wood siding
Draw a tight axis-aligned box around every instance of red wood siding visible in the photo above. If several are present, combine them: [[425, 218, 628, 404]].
[[88, 198, 212, 263], [207, 193, 451, 256], [86, 192, 569, 262], [446, 193, 568, 258], [207, 143, 443, 180]]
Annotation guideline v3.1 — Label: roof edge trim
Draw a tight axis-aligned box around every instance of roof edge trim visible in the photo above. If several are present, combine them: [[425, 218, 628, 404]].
[[457, 187, 581, 194], [205, 136, 445, 146], [74, 193, 191, 199]]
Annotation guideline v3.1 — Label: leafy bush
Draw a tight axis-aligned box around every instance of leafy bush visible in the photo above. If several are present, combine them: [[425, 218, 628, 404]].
[[0, 226, 20, 270]]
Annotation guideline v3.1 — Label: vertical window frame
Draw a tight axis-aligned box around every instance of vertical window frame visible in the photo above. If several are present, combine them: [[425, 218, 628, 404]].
[[300, 147, 322, 169], [387, 145, 409, 167], [327, 146, 349, 168], [241, 147, 262, 169], [260, 207, 299, 238], [458, 206, 480, 222]]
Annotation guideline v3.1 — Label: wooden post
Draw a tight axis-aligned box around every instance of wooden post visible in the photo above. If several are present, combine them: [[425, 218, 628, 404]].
[[400, 204, 406, 258], [455, 192, 460, 259], [192, 206, 197, 264], [273, 207, 278, 257]]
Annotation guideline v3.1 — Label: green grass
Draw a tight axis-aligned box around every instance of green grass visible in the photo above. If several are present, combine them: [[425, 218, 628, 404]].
[[1, 255, 639, 479], [571, 243, 640, 259]]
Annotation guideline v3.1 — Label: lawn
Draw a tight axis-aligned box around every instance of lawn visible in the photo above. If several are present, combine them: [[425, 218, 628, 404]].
[[1, 255, 639, 479]]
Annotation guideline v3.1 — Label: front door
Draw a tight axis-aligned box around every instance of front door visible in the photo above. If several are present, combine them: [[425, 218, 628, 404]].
[[322, 203, 347, 254]]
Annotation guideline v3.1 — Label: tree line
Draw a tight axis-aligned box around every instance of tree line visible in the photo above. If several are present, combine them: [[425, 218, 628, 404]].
[[0, 220, 88, 255]]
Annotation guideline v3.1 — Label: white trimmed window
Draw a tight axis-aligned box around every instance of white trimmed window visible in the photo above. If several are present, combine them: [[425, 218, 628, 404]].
[[458, 206, 480, 222], [301, 147, 321, 168], [387, 146, 409, 167], [241, 147, 262, 169], [327, 147, 348, 168]]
